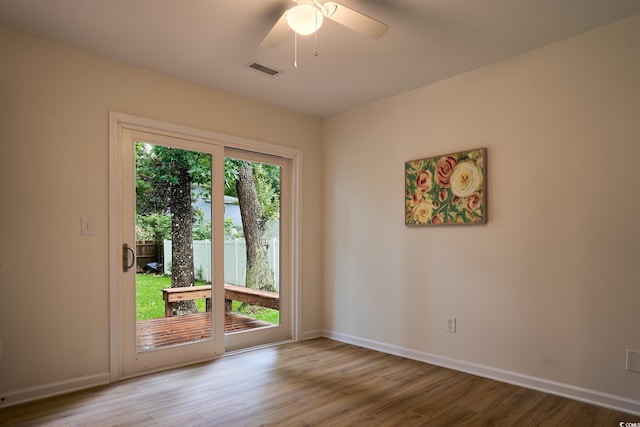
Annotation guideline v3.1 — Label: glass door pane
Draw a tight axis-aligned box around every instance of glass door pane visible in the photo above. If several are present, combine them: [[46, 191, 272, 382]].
[[118, 125, 224, 379], [223, 159, 281, 331], [134, 141, 213, 351], [223, 150, 291, 351]]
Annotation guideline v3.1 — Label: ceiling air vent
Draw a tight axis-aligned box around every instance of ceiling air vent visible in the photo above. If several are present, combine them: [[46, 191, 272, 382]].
[[245, 61, 283, 78]]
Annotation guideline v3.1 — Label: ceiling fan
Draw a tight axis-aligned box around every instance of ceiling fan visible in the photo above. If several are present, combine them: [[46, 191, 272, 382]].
[[260, 0, 389, 48]]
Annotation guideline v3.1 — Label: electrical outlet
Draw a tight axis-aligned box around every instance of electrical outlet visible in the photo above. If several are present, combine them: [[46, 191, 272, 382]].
[[446, 317, 456, 333], [627, 350, 640, 373]]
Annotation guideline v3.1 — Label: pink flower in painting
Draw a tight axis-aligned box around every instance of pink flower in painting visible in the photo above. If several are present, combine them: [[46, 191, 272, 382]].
[[413, 190, 423, 204], [439, 188, 448, 202], [466, 192, 482, 211], [435, 156, 457, 187], [415, 170, 432, 192], [432, 213, 444, 224]]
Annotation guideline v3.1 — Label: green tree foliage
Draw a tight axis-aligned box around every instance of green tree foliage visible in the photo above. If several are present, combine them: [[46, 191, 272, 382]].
[[225, 158, 280, 291], [136, 146, 281, 309], [224, 159, 280, 231], [136, 213, 171, 241], [137, 211, 238, 241], [136, 142, 211, 314]]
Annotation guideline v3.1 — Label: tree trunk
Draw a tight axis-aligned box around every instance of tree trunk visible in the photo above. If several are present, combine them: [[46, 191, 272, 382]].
[[236, 162, 275, 291], [169, 163, 198, 314]]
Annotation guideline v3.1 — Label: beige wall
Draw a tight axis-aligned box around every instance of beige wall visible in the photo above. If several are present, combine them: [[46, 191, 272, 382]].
[[323, 14, 640, 404], [0, 27, 323, 396]]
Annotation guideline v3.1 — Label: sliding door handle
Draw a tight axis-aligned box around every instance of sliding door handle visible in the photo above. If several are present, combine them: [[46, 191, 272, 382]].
[[123, 243, 135, 272]]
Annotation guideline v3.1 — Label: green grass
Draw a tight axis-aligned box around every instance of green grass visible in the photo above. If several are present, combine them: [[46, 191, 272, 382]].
[[136, 274, 279, 325], [135, 274, 206, 320], [232, 301, 280, 324]]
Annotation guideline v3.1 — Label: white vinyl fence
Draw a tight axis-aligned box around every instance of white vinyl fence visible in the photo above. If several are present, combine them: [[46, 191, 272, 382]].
[[163, 239, 280, 290]]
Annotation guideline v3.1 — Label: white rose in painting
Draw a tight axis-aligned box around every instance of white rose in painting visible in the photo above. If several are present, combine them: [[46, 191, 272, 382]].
[[450, 161, 482, 197], [412, 199, 434, 224]]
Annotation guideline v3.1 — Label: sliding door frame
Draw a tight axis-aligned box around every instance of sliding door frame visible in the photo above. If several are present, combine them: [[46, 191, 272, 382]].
[[108, 111, 302, 382]]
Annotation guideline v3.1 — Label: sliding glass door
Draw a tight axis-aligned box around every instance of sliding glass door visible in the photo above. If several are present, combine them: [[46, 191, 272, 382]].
[[223, 149, 292, 351], [118, 128, 225, 378], [111, 116, 298, 379]]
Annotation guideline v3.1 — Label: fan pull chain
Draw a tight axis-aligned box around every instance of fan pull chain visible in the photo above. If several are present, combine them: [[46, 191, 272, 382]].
[[294, 32, 298, 68], [293, 9, 320, 68], [314, 11, 319, 56]]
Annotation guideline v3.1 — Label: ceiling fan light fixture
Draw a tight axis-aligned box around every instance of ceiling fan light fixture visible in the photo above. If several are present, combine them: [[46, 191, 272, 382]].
[[286, 3, 323, 35]]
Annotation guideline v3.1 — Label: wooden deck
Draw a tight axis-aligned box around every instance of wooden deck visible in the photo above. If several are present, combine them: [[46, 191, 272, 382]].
[[136, 312, 273, 350]]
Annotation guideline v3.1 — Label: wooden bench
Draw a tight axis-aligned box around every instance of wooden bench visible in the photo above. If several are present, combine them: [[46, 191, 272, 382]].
[[162, 284, 279, 317]]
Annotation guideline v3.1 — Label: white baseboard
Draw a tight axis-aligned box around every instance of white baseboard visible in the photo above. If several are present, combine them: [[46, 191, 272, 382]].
[[0, 372, 110, 408], [323, 330, 640, 416]]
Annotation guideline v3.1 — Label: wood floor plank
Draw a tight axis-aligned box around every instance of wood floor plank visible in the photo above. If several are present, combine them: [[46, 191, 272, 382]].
[[1, 338, 638, 426]]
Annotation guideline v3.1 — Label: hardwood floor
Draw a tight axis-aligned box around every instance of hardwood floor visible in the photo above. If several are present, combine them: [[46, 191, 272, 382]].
[[1, 338, 638, 426]]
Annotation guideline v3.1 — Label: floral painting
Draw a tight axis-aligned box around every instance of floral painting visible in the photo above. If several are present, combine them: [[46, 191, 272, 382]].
[[405, 148, 486, 226]]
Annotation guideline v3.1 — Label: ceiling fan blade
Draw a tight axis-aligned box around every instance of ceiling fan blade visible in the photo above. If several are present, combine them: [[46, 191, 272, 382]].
[[260, 12, 291, 47], [323, 1, 388, 40]]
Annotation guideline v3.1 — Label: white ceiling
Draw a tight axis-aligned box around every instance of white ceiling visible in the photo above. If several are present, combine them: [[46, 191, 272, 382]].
[[1, 0, 639, 117]]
